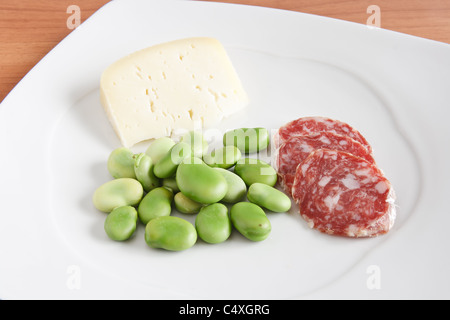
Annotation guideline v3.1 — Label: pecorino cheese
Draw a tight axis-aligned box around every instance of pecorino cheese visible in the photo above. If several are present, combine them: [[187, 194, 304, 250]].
[[100, 37, 249, 147]]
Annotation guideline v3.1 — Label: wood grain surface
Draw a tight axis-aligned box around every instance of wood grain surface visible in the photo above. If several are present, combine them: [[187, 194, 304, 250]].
[[1, 0, 449, 102]]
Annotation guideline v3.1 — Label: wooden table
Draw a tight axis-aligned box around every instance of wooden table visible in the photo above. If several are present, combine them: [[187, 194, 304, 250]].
[[1, 0, 449, 103]]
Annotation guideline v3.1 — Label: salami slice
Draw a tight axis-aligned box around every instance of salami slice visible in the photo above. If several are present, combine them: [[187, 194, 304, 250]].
[[274, 132, 376, 194], [291, 149, 395, 238], [274, 116, 372, 153]]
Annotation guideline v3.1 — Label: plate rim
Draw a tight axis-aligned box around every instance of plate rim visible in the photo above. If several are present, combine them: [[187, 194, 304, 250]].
[[1, 0, 450, 300]]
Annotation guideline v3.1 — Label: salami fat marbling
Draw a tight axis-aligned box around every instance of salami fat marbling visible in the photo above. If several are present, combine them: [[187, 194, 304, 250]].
[[274, 132, 375, 195], [274, 116, 372, 153], [291, 149, 396, 237]]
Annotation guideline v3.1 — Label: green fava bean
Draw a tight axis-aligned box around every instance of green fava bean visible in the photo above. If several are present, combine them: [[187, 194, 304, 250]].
[[145, 216, 197, 251], [153, 142, 192, 179], [203, 145, 241, 169], [93, 178, 143, 213], [195, 203, 231, 244], [176, 157, 228, 204], [104, 206, 138, 241], [213, 168, 247, 204], [138, 187, 173, 225], [181, 130, 209, 157], [145, 137, 176, 164], [174, 192, 204, 214], [162, 177, 180, 193], [107, 147, 136, 179], [133, 153, 161, 192], [223, 128, 269, 154], [234, 158, 277, 187], [230, 202, 271, 241], [247, 183, 291, 212]]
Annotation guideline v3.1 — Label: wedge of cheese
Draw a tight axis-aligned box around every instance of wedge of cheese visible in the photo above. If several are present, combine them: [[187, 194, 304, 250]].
[[100, 37, 249, 147]]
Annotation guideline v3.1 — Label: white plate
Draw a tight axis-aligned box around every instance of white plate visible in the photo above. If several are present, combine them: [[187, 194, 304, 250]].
[[1, 0, 449, 300]]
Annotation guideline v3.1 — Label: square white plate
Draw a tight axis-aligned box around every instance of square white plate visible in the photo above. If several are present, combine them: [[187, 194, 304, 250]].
[[1, 0, 449, 299]]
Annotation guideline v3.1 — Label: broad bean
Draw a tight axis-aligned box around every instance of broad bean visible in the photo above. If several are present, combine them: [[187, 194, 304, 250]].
[[234, 158, 277, 187], [145, 216, 197, 251], [247, 183, 291, 212], [195, 203, 231, 244], [176, 157, 228, 204], [181, 130, 209, 157], [203, 145, 241, 169], [133, 153, 160, 192], [162, 177, 180, 193], [107, 147, 136, 179], [138, 187, 173, 225], [213, 168, 247, 204], [145, 137, 175, 164], [104, 206, 138, 241], [174, 192, 204, 214], [153, 142, 191, 178], [223, 128, 269, 154], [93, 178, 143, 213], [230, 202, 271, 241]]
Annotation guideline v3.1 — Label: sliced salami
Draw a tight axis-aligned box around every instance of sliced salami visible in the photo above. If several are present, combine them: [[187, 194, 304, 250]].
[[274, 132, 376, 194], [273, 116, 372, 153], [291, 149, 396, 238]]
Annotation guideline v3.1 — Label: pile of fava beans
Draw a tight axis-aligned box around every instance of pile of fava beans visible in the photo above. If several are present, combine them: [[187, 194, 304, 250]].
[[93, 128, 291, 251]]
